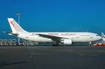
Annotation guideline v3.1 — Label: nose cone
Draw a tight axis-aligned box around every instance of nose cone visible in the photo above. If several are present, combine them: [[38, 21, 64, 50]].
[[97, 36, 102, 40]]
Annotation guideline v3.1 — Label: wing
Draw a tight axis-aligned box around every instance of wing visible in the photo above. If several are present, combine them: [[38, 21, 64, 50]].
[[38, 34, 64, 41], [38, 34, 73, 45]]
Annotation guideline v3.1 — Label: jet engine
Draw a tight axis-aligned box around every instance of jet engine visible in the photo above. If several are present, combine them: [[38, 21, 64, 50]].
[[61, 39, 72, 45]]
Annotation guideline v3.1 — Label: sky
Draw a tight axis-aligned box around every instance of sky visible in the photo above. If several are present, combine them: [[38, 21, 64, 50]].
[[0, 0, 105, 39]]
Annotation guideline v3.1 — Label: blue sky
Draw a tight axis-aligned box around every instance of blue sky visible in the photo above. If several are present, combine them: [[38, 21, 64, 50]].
[[0, 0, 105, 39]]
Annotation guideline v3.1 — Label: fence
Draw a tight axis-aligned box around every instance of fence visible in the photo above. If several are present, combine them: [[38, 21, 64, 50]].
[[0, 39, 17, 46], [0, 39, 38, 46]]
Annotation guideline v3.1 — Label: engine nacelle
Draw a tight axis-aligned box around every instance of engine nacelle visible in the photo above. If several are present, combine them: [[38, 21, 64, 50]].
[[61, 39, 72, 45]]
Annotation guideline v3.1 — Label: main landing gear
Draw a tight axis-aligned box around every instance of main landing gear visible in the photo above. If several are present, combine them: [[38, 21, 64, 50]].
[[52, 41, 60, 46]]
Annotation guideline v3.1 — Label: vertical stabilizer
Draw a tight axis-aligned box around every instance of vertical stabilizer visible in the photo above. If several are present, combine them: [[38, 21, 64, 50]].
[[7, 18, 27, 33], [101, 32, 105, 38], [101, 32, 105, 43]]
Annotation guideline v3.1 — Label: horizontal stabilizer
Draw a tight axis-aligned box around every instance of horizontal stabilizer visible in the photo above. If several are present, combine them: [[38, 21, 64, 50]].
[[3, 31, 18, 36]]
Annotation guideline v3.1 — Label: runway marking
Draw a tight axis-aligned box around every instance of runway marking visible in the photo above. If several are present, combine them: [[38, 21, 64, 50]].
[[27, 48, 36, 69]]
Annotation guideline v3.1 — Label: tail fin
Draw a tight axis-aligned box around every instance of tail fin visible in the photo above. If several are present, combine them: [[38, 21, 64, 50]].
[[101, 32, 105, 43], [101, 32, 105, 38], [7, 18, 27, 33]]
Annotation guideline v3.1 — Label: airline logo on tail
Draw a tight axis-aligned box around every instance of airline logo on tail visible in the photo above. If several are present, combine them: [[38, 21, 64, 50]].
[[8, 18, 27, 33], [10, 21, 14, 27]]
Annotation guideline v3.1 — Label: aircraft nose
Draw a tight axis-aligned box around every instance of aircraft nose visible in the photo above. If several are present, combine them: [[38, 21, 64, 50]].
[[98, 36, 102, 40]]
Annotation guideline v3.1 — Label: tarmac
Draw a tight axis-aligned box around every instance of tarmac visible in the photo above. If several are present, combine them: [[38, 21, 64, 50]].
[[0, 46, 105, 69]]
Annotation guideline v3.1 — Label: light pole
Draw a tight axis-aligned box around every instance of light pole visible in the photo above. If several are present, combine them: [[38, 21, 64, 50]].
[[16, 13, 21, 45]]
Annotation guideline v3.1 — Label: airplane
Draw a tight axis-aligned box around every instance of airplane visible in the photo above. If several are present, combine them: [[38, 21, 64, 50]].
[[101, 32, 105, 43], [6, 18, 101, 46]]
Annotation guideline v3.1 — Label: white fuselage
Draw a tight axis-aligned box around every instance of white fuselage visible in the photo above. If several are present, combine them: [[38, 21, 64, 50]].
[[17, 32, 101, 43]]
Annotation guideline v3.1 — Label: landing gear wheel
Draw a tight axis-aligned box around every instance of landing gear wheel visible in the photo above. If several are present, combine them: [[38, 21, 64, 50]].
[[52, 41, 60, 46]]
